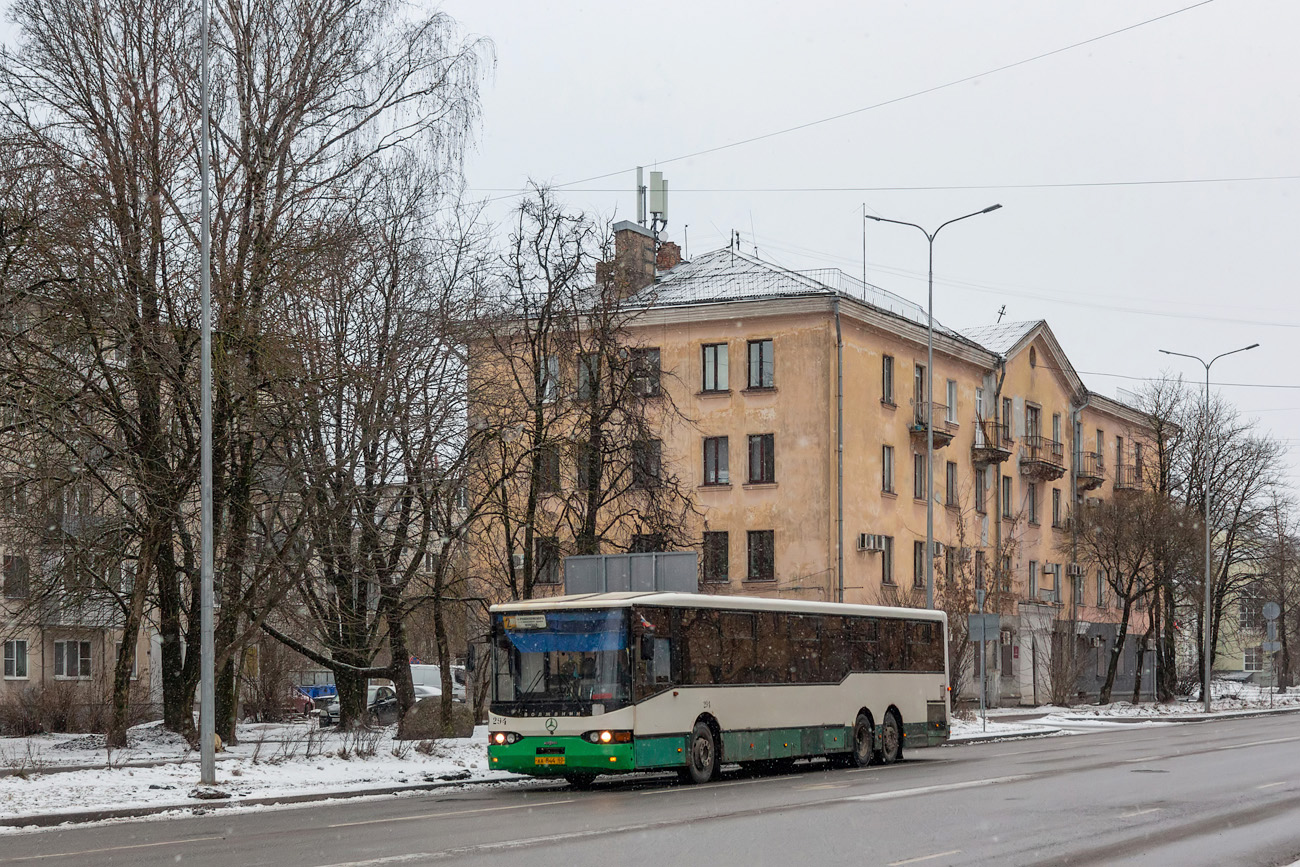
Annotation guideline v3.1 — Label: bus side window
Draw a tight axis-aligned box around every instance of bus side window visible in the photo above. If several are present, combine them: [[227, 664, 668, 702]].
[[789, 615, 820, 683], [755, 612, 788, 684], [879, 619, 904, 671], [821, 616, 849, 682], [719, 612, 757, 684], [682, 608, 722, 685], [651, 638, 672, 684], [849, 617, 878, 672]]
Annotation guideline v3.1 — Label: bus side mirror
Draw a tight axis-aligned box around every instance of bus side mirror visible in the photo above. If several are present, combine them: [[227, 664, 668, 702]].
[[640, 636, 655, 661]]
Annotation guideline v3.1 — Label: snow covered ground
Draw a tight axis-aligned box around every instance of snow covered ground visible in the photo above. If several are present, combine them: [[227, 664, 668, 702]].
[[0, 721, 509, 827], [949, 717, 1062, 740]]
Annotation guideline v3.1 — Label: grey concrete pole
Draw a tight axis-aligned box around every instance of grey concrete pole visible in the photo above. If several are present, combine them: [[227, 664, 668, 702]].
[[199, 0, 216, 785]]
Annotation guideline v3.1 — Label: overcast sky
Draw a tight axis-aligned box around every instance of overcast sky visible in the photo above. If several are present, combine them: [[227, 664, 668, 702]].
[[439, 0, 1300, 489]]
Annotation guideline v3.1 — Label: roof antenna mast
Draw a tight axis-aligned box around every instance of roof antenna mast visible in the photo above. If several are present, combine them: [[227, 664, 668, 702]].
[[996, 304, 1006, 324]]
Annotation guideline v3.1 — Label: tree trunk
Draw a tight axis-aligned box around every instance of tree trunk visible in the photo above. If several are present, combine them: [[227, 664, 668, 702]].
[[1099, 601, 1134, 705], [106, 616, 141, 748], [215, 655, 239, 745], [1132, 619, 1154, 705], [434, 589, 455, 735], [386, 602, 416, 738]]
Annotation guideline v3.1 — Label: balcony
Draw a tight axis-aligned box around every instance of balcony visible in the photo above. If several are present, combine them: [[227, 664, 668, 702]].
[[1114, 463, 1142, 492], [971, 419, 1013, 465], [38, 597, 122, 629], [1075, 451, 1105, 492], [1019, 435, 1066, 481], [910, 402, 956, 449]]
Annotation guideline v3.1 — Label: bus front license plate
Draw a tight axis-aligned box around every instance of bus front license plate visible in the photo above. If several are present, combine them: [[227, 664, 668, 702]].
[[535, 756, 565, 765]]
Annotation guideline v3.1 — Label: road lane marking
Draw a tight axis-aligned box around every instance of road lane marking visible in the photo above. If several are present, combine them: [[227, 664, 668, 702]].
[[888, 851, 961, 866], [319, 857, 437, 867], [1257, 781, 1286, 789], [1123, 755, 1161, 763], [847, 774, 1030, 802], [639, 776, 783, 795], [795, 783, 848, 791], [0, 836, 225, 862], [1119, 807, 1161, 818], [325, 798, 574, 829]]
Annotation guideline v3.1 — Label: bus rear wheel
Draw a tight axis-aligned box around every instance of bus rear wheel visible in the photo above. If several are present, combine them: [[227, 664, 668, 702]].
[[879, 712, 903, 765], [850, 712, 875, 767], [685, 720, 719, 784]]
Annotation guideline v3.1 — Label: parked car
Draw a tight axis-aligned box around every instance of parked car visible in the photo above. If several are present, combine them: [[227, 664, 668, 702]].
[[319, 684, 397, 727], [410, 664, 467, 701]]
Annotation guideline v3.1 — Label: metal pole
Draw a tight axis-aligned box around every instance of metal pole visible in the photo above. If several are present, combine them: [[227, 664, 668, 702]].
[[199, 0, 216, 785], [863, 205, 1002, 612], [1159, 343, 1258, 715]]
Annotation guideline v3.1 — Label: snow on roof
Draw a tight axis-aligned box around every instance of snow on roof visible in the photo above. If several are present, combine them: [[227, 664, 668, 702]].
[[490, 590, 946, 621], [960, 320, 1043, 356], [630, 247, 972, 343]]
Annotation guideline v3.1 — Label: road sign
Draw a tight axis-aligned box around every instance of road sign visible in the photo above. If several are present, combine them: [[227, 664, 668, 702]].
[[968, 613, 1000, 643], [1262, 640, 1283, 652], [1262, 602, 1281, 621]]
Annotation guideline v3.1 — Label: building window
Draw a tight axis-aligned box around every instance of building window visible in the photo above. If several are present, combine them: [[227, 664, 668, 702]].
[[541, 354, 559, 403], [632, 440, 662, 489], [3, 640, 27, 679], [538, 444, 561, 493], [946, 379, 958, 423], [1028, 561, 1038, 599], [975, 468, 987, 514], [881, 445, 895, 493], [1074, 570, 1086, 607], [702, 343, 729, 392], [703, 437, 730, 485], [1051, 488, 1062, 527], [1096, 429, 1105, 465], [1240, 597, 1263, 631], [632, 348, 661, 396], [1244, 646, 1264, 673], [1026, 405, 1040, 439], [54, 640, 92, 679], [747, 530, 775, 581], [1002, 397, 1013, 431], [913, 541, 926, 589], [535, 536, 560, 584], [1001, 475, 1013, 518], [882, 355, 895, 404], [1, 477, 26, 515], [3, 554, 29, 599], [974, 550, 987, 590], [747, 340, 774, 389], [913, 453, 926, 500], [945, 461, 958, 505], [748, 434, 775, 484], [576, 442, 600, 491], [1027, 483, 1039, 524], [1052, 412, 1061, 444], [944, 545, 956, 584], [914, 363, 926, 406], [1096, 570, 1107, 608], [577, 353, 599, 401], [702, 532, 729, 583], [881, 536, 894, 585]]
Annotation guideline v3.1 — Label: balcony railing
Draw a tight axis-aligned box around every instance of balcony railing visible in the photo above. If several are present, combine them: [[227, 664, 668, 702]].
[[911, 402, 957, 448], [971, 419, 1013, 464], [1075, 450, 1105, 492], [1020, 435, 1066, 481], [1114, 463, 1142, 491]]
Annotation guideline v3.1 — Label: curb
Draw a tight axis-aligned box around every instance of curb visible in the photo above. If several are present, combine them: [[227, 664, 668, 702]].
[[1049, 704, 1300, 725], [0, 773, 532, 829], [947, 728, 1063, 745]]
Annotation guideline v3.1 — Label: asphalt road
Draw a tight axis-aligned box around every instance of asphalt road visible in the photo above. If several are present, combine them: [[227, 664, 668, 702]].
[[3, 714, 1300, 867]]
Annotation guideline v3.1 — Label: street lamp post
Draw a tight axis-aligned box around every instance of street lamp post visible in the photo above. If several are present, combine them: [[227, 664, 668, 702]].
[[1158, 343, 1259, 713], [866, 205, 1002, 609], [199, 0, 216, 785]]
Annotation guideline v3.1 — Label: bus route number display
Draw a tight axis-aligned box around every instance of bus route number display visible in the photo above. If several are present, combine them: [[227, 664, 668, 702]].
[[504, 614, 547, 630]]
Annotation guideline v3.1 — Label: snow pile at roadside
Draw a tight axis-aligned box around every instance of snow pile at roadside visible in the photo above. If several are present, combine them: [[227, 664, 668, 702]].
[[0, 722, 508, 825], [948, 717, 1061, 740]]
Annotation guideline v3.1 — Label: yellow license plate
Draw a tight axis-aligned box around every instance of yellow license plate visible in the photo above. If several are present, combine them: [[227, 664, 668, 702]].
[[535, 756, 565, 765]]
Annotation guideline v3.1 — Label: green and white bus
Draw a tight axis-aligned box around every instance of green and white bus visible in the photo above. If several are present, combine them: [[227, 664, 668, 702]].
[[487, 591, 949, 787]]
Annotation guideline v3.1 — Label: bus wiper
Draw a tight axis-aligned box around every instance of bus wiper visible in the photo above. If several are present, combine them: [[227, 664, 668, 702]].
[[522, 662, 547, 695]]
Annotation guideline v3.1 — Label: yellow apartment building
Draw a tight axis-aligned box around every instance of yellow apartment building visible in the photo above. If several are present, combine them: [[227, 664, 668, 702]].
[[470, 221, 1159, 704]]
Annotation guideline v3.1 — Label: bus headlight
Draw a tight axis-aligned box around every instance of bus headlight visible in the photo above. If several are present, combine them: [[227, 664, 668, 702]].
[[583, 730, 632, 744], [490, 732, 521, 745]]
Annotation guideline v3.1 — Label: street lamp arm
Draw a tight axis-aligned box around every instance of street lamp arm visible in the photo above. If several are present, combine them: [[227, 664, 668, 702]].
[[862, 213, 928, 239], [1210, 343, 1260, 367], [935, 204, 1003, 239]]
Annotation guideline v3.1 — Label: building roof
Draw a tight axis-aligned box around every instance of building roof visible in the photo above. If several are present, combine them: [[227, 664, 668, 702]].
[[630, 247, 974, 344], [960, 320, 1043, 356]]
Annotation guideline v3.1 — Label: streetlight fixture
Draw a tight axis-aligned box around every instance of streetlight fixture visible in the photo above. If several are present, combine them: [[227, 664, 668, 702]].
[[865, 204, 1002, 609], [1158, 342, 1259, 712]]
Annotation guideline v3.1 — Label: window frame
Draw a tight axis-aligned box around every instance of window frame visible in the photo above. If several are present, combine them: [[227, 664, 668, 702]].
[[747, 434, 775, 484], [746, 530, 775, 581], [3, 639, 27, 679], [881, 536, 895, 585], [882, 355, 895, 405], [746, 339, 774, 389], [53, 639, 92, 680], [702, 531, 729, 583], [881, 444, 895, 494], [703, 436, 730, 486], [945, 461, 958, 506], [912, 540, 926, 590], [632, 347, 662, 397], [701, 343, 729, 392], [913, 453, 926, 500]]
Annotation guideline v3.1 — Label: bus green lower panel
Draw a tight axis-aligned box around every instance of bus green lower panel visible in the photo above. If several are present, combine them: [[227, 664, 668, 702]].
[[635, 735, 688, 768], [721, 726, 853, 763], [903, 721, 948, 747]]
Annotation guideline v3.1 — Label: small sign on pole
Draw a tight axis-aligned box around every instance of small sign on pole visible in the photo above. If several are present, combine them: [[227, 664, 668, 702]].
[[968, 613, 1000, 644]]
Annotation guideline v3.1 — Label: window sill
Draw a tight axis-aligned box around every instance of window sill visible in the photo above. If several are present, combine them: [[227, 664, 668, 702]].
[[699, 483, 732, 491], [945, 502, 960, 511], [742, 386, 777, 394], [53, 676, 91, 681], [697, 389, 732, 398], [743, 577, 776, 584], [881, 490, 897, 499], [743, 482, 778, 490], [3, 676, 29, 681], [881, 400, 897, 410]]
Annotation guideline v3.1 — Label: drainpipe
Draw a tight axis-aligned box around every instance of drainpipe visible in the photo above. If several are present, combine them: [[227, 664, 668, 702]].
[[834, 299, 844, 604]]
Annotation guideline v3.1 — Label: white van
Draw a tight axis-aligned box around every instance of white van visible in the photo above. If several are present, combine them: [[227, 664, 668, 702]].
[[410, 664, 466, 701]]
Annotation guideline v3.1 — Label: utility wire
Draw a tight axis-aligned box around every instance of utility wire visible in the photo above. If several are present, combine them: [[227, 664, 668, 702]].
[[548, 0, 1219, 191]]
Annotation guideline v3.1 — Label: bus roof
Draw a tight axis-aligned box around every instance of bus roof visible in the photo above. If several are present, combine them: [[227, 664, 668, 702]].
[[488, 591, 947, 623]]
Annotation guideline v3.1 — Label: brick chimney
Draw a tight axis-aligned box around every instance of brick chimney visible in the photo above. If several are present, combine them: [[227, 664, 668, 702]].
[[598, 220, 656, 299], [656, 241, 682, 272]]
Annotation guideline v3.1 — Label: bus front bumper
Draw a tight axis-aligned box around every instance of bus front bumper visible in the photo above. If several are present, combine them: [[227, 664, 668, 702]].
[[489, 736, 637, 775]]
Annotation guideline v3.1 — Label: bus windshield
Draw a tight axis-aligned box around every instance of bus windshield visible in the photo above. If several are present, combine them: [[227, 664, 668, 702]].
[[492, 609, 631, 713]]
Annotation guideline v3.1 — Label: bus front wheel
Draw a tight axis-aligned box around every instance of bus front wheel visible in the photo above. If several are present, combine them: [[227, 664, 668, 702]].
[[879, 713, 903, 765], [685, 720, 719, 784]]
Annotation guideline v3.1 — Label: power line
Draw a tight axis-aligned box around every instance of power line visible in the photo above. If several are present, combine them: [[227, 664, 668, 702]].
[[548, 1, 1219, 191]]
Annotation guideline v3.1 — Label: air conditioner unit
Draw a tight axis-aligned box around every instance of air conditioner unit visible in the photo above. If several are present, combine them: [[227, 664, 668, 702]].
[[857, 533, 885, 552], [1066, 563, 1083, 578], [511, 552, 524, 570], [1090, 635, 1105, 648], [931, 542, 946, 558]]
